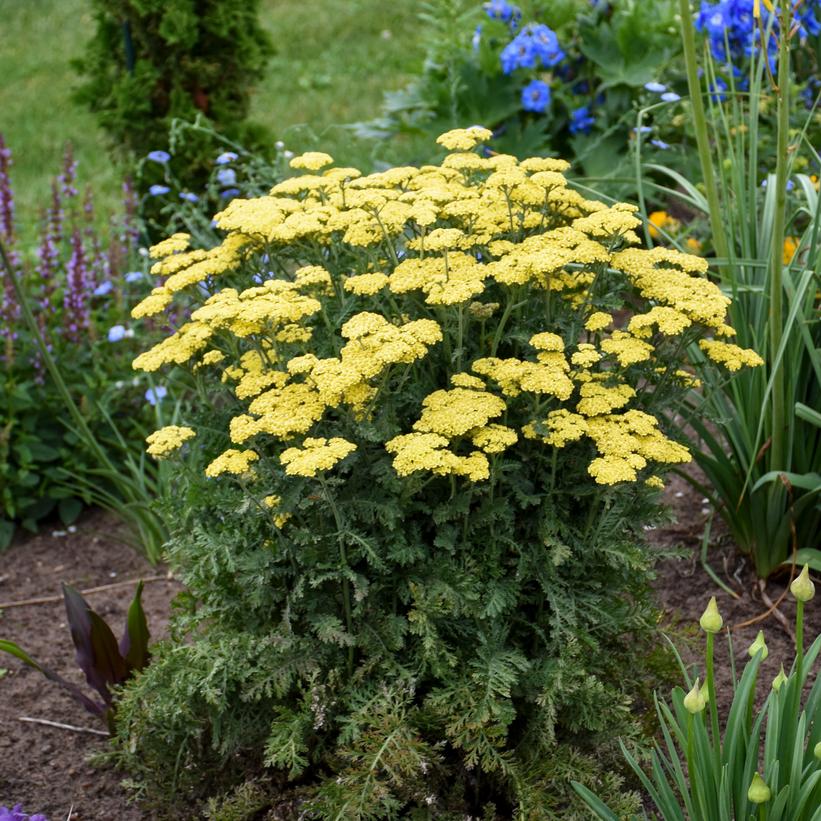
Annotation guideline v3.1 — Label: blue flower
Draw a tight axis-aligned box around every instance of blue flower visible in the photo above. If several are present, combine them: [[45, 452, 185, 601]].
[[148, 184, 170, 196], [484, 0, 521, 26], [107, 324, 126, 342], [472, 23, 483, 50], [644, 81, 667, 93], [179, 191, 199, 203], [651, 139, 671, 150], [93, 280, 113, 296], [146, 150, 171, 164], [521, 79, 552, 112], [661, 91, 681, 102], [569, 105, 595, 135], [216, 168, 237, 187], [124, 271, 144, 283], [144, 386, 168, 406], [632, 126, 653, 135], [220, 187, 241, 200], [215, 151, 238, 165], [501, 23, 564, 74]]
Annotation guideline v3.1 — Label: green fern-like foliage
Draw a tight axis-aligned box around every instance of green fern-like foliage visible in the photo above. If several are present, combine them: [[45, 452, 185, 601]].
[[73, 0, 273, 170], [113, 440, 659, 816]]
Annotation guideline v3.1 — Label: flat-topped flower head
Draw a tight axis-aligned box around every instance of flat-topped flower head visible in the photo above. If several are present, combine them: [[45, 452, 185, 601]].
[[290, 152, 334, 171], [436, 127, 494, 151], [145, 425, 196, 458]]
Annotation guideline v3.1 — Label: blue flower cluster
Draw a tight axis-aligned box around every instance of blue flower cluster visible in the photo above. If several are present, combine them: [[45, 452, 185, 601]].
[[501, 23, 564, 73], [696, 0, 820, 72]]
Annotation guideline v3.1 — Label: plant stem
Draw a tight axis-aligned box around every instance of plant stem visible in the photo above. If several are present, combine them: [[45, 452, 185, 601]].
[[319, 476, 355, 678], [677, 0, 731, 264], [795, 599, 804, 683], [768, 2, 792, 472], [705, 632, 721, 767]]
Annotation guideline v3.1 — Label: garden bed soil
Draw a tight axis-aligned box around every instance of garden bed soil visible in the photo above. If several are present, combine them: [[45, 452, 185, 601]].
[[0, 486, 818, 820]]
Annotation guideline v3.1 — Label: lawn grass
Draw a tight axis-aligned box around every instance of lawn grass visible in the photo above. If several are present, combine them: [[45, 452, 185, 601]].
[[0, 0, 424, 246]]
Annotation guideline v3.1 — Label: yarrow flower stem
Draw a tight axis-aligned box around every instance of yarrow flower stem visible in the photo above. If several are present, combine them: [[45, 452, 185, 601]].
[[318, 474, 355, 679]]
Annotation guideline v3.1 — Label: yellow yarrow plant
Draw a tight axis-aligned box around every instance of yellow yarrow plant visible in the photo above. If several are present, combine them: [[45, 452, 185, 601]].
[[124, 129, 764, 814], [134, 128, 760, 514]]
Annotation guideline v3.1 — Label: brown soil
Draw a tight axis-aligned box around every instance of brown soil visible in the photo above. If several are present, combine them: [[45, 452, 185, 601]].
[[0, 510, 181, 820], [0, 483, 818, 820]]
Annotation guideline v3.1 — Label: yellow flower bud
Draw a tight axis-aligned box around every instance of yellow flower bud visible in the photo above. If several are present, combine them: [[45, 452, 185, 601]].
[[790, 565, 815, 603], [747, 773, 771, 804], [748, 630, 768, 660], [683, 678, 707, 714], [771, 665, 788, 692], [699, 596, 723, 633]]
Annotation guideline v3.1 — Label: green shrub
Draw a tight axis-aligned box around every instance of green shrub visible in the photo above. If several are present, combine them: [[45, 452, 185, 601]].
[[114, 127, 760, 816], [73, 0, 274, 218]]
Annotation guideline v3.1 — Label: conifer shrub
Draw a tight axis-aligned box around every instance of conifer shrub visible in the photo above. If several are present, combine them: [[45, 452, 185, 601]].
[[114, 128, 762, 816], [73, 0, 273, 197]]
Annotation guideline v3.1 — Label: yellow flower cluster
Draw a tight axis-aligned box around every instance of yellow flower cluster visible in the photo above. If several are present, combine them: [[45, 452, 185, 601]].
[[145, 425, 196, 458], [280, 437, 356, 477], [134, 127, 762, 500]]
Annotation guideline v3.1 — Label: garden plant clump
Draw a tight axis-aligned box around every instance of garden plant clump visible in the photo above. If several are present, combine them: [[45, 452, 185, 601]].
[[114, 126, 761, 817], [0, 135, 169, 552]]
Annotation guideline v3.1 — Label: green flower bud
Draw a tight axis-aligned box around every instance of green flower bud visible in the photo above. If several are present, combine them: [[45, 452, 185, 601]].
[[771, 665, 788, 692], [748, 630, 768, 660], [699, 596, 723, 633], [790, 565, 815, 603], [683, 677, 707, 714], [747, 773, 771, 804], [815, 741, 821, 761]]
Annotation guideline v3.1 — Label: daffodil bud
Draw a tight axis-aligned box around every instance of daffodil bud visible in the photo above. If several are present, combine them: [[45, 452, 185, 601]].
[[748, 630, 768, 660], [683, 677, 707, 714], [815, 741, 821, 761], [747, 773, 771, 804], [772, 665, 788, 692], [790, 565, 815, 603], [699, 596, 723, 633]]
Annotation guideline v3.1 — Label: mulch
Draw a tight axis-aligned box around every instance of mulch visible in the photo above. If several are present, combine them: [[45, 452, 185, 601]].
[[0, 480, 818, 820]]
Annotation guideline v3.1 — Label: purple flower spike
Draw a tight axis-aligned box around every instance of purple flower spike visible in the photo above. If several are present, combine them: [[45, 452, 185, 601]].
[[58, 143, 78, 200], [63, 228, 90, 344]]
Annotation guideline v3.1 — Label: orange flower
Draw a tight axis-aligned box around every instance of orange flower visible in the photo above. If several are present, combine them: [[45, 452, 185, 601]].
[[648, 210, 680, 239], [783, 236, 798, 264]]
